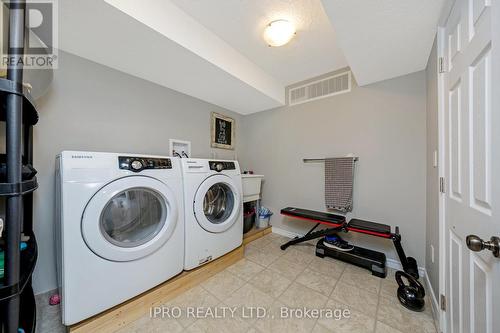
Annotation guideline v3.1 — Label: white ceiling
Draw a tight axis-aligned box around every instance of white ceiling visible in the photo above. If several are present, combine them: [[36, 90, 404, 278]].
[[171, 0, 349, 86], [321, 0, 446, 86], [58, 0, 447, 114], [59, 0, 285, 115]]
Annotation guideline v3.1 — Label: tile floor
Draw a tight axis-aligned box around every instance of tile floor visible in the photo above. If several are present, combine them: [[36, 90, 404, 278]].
[[36, 232, 438, 333], [35, 291, 65, 333]]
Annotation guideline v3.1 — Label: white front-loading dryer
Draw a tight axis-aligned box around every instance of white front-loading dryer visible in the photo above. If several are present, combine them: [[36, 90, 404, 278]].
[[181, 159, 243, 270], [55, 151, 184, 325]]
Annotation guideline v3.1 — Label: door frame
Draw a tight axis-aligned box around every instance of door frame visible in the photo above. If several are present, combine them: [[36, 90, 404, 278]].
[[436, 1, 455, 332], [437, 23, 448, 333]]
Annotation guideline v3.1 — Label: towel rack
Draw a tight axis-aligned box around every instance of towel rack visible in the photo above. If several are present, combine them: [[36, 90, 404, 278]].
[[303, 157, 359, 163]]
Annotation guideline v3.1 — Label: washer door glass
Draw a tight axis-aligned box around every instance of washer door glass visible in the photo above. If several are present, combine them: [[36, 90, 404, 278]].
[[203, 183, 234, 224], [82, 176, 179, 262], [194, 174, 241, 233], [100, 188, 166, 248]]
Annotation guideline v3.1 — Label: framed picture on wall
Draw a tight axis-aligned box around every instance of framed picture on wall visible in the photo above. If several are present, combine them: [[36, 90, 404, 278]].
[[211, 112, 235, 150]]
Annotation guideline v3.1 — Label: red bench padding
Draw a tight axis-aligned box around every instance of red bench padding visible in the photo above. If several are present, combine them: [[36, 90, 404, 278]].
[[281, 207, 393, 239]]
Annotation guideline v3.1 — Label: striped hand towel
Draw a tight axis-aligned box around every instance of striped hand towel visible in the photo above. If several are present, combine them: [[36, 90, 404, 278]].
[[325, 157, 355, 212]]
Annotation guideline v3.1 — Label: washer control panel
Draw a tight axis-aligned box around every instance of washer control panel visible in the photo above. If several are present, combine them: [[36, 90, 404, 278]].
[[209, 161, 236, 172], [119, 156, 172, 172]]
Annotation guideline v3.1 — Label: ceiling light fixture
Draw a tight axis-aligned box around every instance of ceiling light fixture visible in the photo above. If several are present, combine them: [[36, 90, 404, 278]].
[[264, 20, 296, 47]]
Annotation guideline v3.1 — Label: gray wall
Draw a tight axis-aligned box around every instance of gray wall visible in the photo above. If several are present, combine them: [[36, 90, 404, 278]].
[[425, 37, 440, 297], [14, 51, 430, 294], [239, 70, 427, 266], [29, 52, 242, 294]]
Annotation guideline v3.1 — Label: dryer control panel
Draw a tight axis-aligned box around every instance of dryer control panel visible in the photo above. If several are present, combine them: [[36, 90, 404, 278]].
[[209, 161, 236, 172], [119, 156, 172, 172]]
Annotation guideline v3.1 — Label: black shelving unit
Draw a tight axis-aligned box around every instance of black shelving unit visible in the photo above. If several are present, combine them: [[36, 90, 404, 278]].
[[0, 1, 39, 332]]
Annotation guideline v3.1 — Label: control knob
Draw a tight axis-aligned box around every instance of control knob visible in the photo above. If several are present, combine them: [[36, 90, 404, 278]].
[[130, 160, 143, 171]]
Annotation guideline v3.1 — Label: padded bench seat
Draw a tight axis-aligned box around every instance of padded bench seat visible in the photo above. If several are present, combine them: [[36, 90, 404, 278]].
[[281, 207, 393, 239], [281, 207, 346, 225], [347, 219, 392, 237]]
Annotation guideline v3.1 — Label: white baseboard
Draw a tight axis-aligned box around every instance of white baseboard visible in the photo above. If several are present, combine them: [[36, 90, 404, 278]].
[[386, 258, 426, 279], [271, 226, 301, 239], [423, 269, 441, 331]]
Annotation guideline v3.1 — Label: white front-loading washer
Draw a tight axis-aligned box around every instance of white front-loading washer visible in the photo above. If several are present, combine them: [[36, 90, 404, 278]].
[[181, 159, 243, 270], [55, 151, 184, 325]]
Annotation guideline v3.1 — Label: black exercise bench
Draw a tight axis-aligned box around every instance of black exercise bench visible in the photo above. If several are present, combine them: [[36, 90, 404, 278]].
[[280, 207, 419, 279]]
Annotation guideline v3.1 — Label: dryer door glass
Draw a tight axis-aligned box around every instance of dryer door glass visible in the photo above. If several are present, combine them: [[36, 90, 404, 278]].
[[194, 174, 241, 233], [203, 183, 234, 224], [100, 187, 167, 248], [82, 176, 179, 262]]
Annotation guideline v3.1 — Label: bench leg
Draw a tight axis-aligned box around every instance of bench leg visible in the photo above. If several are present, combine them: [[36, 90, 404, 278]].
[[280, 225, 343, 250], [393, 235, 419, 279]]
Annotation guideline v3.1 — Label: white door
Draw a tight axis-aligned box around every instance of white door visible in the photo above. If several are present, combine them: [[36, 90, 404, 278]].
[[443, 0, 500, 332], [194, 174, 241, 233], [82, 176, 178, 262]]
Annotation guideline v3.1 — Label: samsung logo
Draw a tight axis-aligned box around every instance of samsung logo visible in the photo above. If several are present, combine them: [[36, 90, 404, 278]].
[[71, 155, 93, 159]]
